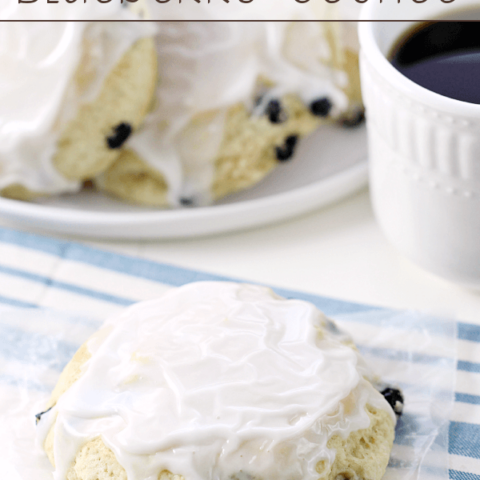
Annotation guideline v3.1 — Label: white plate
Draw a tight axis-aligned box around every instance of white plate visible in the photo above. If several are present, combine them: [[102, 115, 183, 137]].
[[0, 124, 368, 239]]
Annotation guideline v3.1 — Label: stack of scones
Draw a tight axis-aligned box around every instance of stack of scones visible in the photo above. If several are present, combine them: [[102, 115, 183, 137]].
[[0, 2, 364, 207]]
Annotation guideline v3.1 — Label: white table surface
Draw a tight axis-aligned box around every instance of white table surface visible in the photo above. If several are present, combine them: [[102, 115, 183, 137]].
[[2, 187, 479, 324]]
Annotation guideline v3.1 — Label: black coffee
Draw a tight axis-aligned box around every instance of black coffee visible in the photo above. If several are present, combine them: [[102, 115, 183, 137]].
[[390, 22, 480, 104]]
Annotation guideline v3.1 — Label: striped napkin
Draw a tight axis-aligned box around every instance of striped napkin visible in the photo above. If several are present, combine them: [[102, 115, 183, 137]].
[[0, 226, 474, 480]]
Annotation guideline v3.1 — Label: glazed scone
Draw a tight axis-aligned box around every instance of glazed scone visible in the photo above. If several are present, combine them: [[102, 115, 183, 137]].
[[95, 20, 364, 207], [36, 282, 399, 480], [51, 36, 158, 182], [0, 7, 157, 201], [97, 94, 321, 207]]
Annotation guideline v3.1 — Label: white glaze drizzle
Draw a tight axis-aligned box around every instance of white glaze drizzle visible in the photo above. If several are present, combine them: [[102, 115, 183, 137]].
[[39, 282, 395, 480], [126, 3, 356, 206], [0, 5, 153, 196]]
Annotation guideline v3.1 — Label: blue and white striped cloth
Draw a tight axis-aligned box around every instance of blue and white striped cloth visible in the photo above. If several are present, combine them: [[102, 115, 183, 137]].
[[0, 226, 476, 480]]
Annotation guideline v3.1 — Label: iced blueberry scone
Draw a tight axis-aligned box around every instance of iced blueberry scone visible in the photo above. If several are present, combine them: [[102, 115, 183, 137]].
[[95, 1, 365, 207], [0, 4, 157, 201], [36, 282, 402, 480]]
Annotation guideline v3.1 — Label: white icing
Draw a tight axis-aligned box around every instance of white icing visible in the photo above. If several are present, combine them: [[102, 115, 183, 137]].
[[0, 6, 152, 195], [39, 282, 395, 480], [127, 5, 356, 206]]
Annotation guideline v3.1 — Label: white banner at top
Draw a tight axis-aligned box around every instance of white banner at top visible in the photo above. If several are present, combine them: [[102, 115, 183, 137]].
[[1, 0, 477, 21]]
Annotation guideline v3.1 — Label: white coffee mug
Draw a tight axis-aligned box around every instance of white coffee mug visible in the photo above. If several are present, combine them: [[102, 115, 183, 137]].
[[359, 2, 480, 288]]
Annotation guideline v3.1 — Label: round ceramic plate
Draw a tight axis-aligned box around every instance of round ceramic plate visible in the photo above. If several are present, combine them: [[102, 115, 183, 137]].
[[0, 124, 368, 239]]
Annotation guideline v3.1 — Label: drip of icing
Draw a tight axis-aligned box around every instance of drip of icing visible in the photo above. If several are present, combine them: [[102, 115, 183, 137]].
[[0, 6, 153, 195], [39, 282, 395, 480]]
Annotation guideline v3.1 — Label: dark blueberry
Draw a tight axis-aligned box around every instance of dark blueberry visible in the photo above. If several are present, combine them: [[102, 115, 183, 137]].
[[107, 123, 133, 149], [310, 97, 333, 118], [35, 406, 53, 425], [265, 99, 286, 124], [179, 197, 195, 207], [381, 387, 404, 416], [341, 108, 366, 128], [275, 135, 299, 162]]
